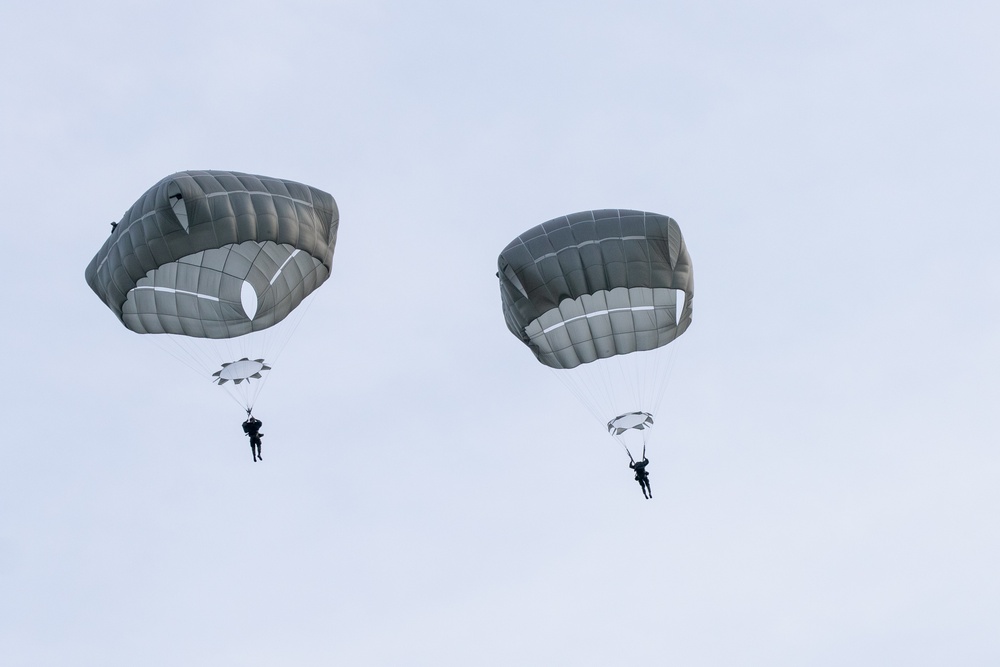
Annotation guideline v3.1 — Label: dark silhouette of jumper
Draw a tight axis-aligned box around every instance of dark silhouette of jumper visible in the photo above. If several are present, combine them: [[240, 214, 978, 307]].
[[629, 457, 651, 499], [243, 416, 263, 462]]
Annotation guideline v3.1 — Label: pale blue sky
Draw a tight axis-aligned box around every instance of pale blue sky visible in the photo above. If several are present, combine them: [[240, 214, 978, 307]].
[[2, 2, 998, 665]]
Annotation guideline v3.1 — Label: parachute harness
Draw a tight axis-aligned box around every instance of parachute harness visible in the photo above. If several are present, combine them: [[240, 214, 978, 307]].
[[622, 440, 646, 465]]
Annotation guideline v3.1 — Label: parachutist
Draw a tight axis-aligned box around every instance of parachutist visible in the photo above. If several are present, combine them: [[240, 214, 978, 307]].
[[86, 172, 339, 443], [498, 211, 693, 487], [629, 457, 652, 499], [243, 415, 263, 462]]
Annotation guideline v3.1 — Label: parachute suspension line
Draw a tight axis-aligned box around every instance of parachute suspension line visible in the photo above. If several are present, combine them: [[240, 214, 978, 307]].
[[149, 334, 254, 411], [610, 430, 640, 463], [152, 334, 254, 412], [241, 271, 324, 407], [214, 262, 327, 413], [142, 288, 320, 415], [548, 367, 608, 431], [545, 289, 687, 431], [651, 336, 681, 417], [549, 354, 629, 430], [162, 334, 256, 409], [548, 349, 663, 433], [220, 380, 253, 412], [607, 296, 684, 432], [149, 334, 213, 379]]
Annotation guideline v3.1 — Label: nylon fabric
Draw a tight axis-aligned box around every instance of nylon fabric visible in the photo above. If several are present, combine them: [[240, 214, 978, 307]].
[[498, 209, 693, 369], [85, 170, 338, 339]]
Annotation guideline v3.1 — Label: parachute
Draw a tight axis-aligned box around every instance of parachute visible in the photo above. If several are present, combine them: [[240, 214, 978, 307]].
[[497, 209, 693, 460], [85, 170, 339, 412]]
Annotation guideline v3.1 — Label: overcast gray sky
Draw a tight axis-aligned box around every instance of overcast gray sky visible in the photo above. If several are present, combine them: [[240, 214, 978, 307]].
[[2, 1, 998, 665]]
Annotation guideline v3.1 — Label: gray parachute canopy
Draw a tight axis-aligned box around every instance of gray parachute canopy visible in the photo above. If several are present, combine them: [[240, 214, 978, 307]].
[[497, 209, 693, 369], [85, 170, 338, 338]]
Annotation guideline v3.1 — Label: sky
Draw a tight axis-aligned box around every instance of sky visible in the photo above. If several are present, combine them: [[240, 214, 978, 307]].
[[2, 1, 998, 665]]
